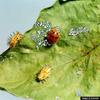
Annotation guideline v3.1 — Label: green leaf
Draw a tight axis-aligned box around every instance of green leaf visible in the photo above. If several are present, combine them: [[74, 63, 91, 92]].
[[0, 0, 100, 100]]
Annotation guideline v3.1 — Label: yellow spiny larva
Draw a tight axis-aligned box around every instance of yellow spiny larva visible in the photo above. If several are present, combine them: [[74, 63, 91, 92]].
[[36, 66, 51, 82], [8, 32, 23, 48]]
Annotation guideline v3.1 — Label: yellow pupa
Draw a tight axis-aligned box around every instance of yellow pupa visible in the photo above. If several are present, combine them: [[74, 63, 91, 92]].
[[37, 66, 51, 82], [8, 32, 23, 48]]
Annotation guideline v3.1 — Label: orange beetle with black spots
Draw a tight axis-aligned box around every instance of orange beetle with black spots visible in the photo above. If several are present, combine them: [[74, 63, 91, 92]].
[[47, 27, 60, 44]]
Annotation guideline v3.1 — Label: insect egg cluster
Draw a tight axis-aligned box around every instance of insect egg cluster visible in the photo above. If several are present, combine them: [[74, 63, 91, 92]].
[[34, 21, 52, 32], [69, 26, 89, 36], [31, 21, 60, 49]]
